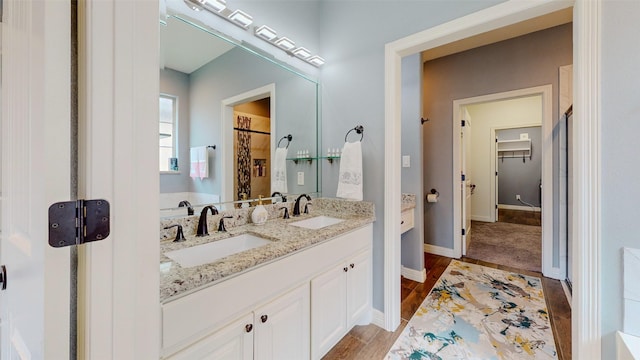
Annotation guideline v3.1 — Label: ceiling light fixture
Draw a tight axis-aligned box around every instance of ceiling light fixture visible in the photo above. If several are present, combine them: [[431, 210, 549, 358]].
[[228, 9, 253, 29], [292, 47, 311, 59], [198, 0, 226, 12], [274, 37, 296, 51], [183, 0, 326, 67], [307, 55, 325, 67], [254, 25, 277, 41]]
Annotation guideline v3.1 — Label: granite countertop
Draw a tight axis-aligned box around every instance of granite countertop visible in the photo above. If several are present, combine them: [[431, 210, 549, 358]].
[[401, 193, 416, 211], [159, 198, 375, 303]]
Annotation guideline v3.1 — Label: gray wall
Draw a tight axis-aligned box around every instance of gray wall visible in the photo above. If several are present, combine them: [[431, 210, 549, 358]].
[[318, 0, 504, 312], [160, 68, 191, 193], [189, 46, 318, 198], [601, 1, 640, 358], [400, 54, 425, 271], [497, 127, 542, 206], [422, 24, 572, 265]]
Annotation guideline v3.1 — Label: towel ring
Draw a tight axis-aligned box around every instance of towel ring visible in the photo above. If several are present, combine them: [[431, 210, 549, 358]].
[[344, 125, 364, 142], [277, 134, 293, 149]]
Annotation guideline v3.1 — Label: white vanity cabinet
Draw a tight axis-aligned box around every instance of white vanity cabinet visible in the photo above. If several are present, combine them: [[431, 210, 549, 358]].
[[254, 283, 310, 360], [166, 283, 309, 360], [311, 249, 372, 359], [160, 224, 373, 360], [166, 313, 254, 360], [400, 208, 415, 234]]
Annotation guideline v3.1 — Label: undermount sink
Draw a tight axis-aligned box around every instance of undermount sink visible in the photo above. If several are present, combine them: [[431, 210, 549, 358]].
[[289, 216, 345, 230], [164, 234, 272, 268]]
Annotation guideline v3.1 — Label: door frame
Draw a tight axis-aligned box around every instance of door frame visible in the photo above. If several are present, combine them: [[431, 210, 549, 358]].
[[77, 1, 160, 358], [384, 0, 601, 359], [452, 86, 556, 279]]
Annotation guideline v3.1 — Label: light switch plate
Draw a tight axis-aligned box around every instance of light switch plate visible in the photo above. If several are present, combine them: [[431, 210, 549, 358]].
[[297, 172, 304, 185], [402, 155, 410, 168]]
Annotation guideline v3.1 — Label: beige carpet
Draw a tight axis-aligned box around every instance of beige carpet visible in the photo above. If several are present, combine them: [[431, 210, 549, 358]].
[[466, 221, 542, 272]]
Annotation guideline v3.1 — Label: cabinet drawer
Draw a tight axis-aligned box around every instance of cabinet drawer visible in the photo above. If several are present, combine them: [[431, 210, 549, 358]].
[[400, 209, 414, 234]]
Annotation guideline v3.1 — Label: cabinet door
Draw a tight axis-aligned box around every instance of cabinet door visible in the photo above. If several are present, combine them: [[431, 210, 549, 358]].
[[255, 283, 310, 360], [166, 313, 253, 360], [346, 250, 372, 327], [311, 265, 348, 359]]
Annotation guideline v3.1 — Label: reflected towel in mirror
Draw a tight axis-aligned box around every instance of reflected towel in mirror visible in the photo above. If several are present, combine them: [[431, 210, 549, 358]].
[[190, 146, 209, 180], [272, 147, 288, 193], [336, 141, 363, 201]]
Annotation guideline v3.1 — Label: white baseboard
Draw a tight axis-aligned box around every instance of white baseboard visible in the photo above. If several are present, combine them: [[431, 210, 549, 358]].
[[424, 244, 456, 258], [543, 266, 563, 280], [470, 215, 492, 222], [498, 204, 541, 212], [401, 266, 426, 283], [371, 308, 385, 329]]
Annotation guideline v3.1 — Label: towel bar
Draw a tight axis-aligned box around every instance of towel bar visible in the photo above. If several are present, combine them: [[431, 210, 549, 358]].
[[344, 125, 364, 142], [277, 134, 293, 148]]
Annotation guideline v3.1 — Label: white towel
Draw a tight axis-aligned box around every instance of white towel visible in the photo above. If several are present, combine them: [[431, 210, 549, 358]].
[[271, 147, 288, 193], [336, 141, 363, 201], [189, 146, 209, 180]]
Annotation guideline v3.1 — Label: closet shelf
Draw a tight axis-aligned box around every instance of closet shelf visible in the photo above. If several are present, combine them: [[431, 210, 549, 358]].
[[497, 139, 531, 159]]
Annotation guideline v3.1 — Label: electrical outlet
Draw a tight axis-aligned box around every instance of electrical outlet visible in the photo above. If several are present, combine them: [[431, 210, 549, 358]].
[[297, 171, 304, 186], [516, 194, 521, 200]]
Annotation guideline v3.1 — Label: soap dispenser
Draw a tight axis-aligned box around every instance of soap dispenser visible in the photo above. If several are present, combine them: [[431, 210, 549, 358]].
[[251, 195, 268, 226]]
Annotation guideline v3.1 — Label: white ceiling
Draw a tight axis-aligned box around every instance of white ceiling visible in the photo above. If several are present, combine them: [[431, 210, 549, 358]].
[[160, 15, 236, 74]]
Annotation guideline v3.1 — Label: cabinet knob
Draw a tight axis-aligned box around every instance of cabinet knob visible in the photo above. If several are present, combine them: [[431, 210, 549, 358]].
[[245, 324, 253, 333], [350, 263, 355, 269], [261, 315, 268, 323], [343, 267, 348, 272], [401, 220, 405, 224]]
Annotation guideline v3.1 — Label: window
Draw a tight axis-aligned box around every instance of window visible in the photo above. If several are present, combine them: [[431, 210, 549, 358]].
[[159, 94, 177, 172]]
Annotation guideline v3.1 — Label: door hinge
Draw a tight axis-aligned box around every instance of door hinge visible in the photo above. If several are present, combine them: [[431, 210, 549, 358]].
[[495, 171, 498, 176], [496, 204, 498, 209], [0, 265, 6, 290], [461, 174, 466, 181], [461, 120, 466, 127], [48, 199, 110, 248], [462, 228, 466, 236]]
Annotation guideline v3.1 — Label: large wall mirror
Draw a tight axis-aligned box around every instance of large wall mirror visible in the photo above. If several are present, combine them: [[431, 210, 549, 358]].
[[159, 9, 320, 217]]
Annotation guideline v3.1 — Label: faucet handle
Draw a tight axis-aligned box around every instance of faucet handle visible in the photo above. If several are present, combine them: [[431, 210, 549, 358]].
[[218, 216, 233, 232], [304, 202, 312, 214], [164, 224, 186, 242], [280, 207, 290, 219]]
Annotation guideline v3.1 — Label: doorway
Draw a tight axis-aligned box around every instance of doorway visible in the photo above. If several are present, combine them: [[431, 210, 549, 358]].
[[232, 98, 272, 204], [222, 84, 276, 204], [452, 86, 555, 277]]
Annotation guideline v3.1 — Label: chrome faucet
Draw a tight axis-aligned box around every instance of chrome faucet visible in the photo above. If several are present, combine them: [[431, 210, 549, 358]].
[[218, 216, 233, 232], [293, 194, 311, 216], [178, 200, 194, 216], [196, 205, 219, 237]]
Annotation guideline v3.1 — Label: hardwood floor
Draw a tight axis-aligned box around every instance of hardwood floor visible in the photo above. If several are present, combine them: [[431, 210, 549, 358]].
[[322, 253, 572, 360]]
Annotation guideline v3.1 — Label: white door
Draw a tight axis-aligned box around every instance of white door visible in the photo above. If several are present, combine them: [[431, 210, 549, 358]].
[[167, 313, 254, 360], [311, 265, 347, 359], [255, 283, 310, 360], [346, 250, 372, 327], [460, 109, 472, 255], [0, 1, 71, 358]]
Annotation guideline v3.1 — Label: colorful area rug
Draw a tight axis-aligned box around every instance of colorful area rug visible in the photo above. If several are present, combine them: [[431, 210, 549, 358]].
[[386, 261, 558, 360]]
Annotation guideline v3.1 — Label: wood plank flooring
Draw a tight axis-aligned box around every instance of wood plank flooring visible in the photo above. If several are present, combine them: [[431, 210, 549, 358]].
[[322, 253, 571, 360]]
